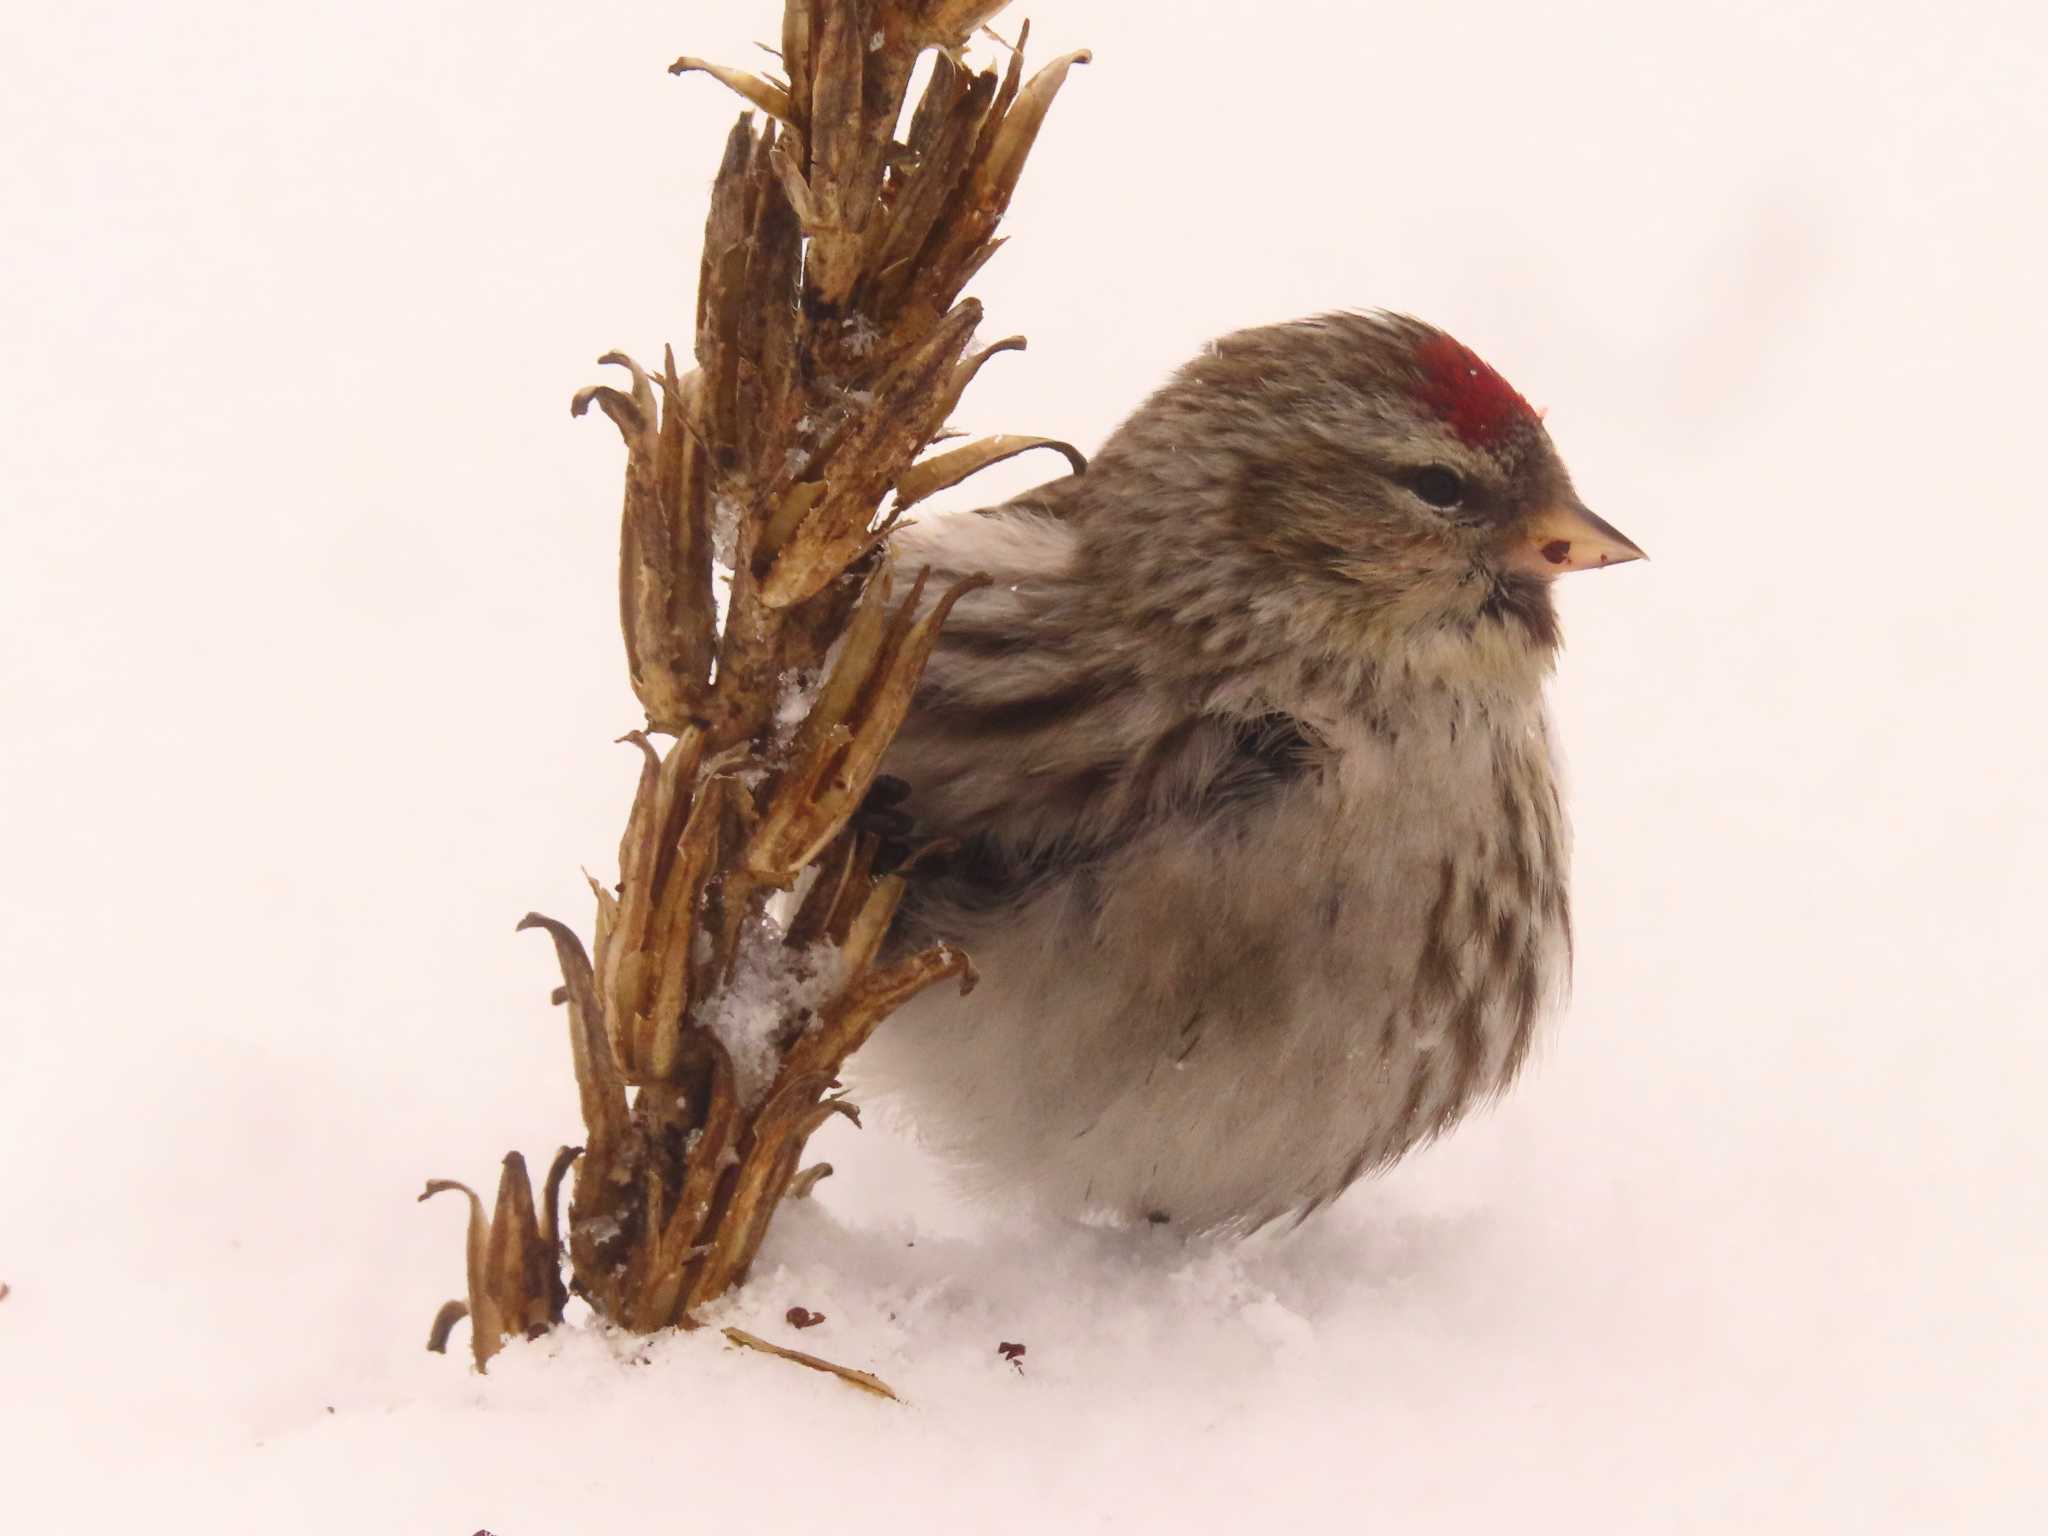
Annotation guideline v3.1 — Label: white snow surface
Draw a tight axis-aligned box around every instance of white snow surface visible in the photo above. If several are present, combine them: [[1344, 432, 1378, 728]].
[[5, 1, 2046, 1531]]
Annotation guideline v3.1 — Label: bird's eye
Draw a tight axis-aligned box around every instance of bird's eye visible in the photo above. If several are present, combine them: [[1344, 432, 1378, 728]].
[[1407, 465, 1465, 508]]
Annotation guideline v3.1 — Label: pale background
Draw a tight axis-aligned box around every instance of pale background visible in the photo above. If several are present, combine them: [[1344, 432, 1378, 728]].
[[4, 1, 2044, 1530]]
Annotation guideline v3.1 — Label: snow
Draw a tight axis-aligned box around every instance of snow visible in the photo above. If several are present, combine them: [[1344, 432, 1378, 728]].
[[5, 1, 2046, 1531], [699, 911, 842, 1106], [711, 494, 744, 571], [773, 667, 821, 737], [841, 313, 882, 357]]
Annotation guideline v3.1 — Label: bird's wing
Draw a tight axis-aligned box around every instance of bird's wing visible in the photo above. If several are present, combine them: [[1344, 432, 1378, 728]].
[[883, 473, 1328, 920], [902, 706, 1327, 921], [890, 472, 1085, 591]]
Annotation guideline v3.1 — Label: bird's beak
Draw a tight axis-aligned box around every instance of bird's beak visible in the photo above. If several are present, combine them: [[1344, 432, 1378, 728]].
[[1507, 499, 1646, 578]]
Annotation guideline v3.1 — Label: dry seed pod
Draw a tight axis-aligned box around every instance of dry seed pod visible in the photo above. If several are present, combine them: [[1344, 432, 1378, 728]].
[[425, 2, 1083, 1367]]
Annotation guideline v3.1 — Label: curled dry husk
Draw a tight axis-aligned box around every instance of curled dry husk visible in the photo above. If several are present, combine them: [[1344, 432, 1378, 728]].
[[424, 0, 1081, 1382]]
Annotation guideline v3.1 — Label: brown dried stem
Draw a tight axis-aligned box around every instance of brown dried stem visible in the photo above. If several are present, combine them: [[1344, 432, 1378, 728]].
[[722, 1327, 901, 1401], [424, 0, 1083, 1370]]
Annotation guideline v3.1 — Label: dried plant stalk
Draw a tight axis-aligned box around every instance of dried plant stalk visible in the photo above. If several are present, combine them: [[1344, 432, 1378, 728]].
[[421, 0, 1087, 1374]]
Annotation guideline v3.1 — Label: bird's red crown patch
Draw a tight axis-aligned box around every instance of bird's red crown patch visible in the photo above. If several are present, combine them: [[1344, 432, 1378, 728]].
[[1413, 333, 1539, 447]]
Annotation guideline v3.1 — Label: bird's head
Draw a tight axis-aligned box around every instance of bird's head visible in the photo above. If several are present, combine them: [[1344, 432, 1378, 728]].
[[1077, 311, 1642, 694]]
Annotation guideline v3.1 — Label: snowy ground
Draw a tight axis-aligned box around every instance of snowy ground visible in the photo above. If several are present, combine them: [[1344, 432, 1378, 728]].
[[5, 1, 2045, 1530]]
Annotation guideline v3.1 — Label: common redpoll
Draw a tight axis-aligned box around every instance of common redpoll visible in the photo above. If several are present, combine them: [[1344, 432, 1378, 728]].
[[863, 312, 1642, 1233]]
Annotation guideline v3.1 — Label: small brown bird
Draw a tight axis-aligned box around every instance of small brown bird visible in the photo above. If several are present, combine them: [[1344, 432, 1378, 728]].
[[861, 311, 1642, 1233]]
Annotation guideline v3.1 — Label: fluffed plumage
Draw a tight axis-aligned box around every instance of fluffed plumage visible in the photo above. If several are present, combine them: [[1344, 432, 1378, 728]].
[[858, 311, 1642, 1233]]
